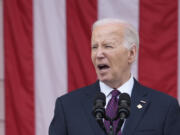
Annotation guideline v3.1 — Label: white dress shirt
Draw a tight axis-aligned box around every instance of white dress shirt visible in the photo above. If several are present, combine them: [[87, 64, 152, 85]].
[[99, 74, 134, 107], [99, 74, 134, 131]]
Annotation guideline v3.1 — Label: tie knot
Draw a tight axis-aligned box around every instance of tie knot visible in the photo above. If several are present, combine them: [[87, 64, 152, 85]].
[[111, 89, 120, 97]]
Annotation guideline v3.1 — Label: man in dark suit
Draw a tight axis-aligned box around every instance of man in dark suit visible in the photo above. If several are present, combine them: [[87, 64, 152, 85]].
[[49, 18, 180, 135]]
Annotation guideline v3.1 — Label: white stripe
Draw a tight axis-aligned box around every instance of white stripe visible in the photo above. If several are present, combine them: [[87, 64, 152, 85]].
[[178, 0, 180, 103], [34, 0, 67, 135], [0, 0, 4, 134], [98, 0, 139, 79]]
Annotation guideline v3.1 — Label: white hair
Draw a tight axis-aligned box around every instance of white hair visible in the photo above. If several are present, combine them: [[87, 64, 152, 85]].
[[92, 18, 139, 49]]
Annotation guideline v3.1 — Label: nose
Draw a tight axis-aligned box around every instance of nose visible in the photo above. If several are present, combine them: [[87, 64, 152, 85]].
[[96, 47, 104, 59]]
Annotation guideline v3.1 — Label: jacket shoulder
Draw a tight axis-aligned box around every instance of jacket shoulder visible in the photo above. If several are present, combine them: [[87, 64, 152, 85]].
[[137, 81, 178, 105]]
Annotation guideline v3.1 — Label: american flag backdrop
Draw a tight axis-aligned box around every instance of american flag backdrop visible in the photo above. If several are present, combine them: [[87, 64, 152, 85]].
[[0, 0, 180, 135]]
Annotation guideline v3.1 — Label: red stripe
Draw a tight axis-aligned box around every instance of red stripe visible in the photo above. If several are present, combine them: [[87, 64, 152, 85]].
[[67, 0, 97, 91], [4, 0, 35, 135], [139, 0, 178, 98]]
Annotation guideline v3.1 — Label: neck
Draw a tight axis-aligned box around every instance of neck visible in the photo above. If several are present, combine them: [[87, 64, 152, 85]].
[[104, 73, 131, 88]]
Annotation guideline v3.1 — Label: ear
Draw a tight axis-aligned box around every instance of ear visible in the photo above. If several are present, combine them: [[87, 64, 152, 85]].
[[128, 44, 137, 64]]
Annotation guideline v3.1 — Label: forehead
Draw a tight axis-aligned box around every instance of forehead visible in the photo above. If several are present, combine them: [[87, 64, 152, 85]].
[[92, 23, 125, 41]]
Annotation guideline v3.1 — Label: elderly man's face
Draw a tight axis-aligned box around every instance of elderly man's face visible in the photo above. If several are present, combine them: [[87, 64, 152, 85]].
[[91, 23, 136, 88]]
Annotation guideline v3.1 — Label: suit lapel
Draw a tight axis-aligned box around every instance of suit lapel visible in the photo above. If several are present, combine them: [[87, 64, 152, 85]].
[[122, 79, 151, 135], [81, 81, 106, 135], [79, 79, 151, 135]]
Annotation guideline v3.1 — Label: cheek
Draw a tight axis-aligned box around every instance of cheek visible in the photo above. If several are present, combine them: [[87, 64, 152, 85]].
[[91, 55, 97, 68], [91, 53, 95, 62], [113, 54, 128, 69]]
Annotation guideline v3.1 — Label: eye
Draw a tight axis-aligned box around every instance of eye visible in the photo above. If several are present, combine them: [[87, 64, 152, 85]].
[[105, 44, 113, 48], [91, 45, 98, 49]]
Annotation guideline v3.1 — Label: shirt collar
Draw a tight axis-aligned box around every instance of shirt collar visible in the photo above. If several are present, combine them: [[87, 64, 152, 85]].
[[100, 74, 134, 97]]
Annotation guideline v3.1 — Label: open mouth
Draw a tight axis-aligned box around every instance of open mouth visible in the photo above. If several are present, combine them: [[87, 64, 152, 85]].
[[97, 64, 110, 70]]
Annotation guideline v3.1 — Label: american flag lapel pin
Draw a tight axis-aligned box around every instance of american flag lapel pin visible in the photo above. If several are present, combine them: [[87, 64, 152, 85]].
[[140, 100, 146, 104], [137, 100, 146, 109]]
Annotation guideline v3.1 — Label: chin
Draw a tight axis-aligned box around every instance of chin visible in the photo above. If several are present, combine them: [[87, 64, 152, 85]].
[[98, 76, 111, 83]]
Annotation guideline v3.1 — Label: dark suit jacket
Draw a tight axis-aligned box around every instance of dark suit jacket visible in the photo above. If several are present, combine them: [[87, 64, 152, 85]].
[[49, 80, 180, 135]]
